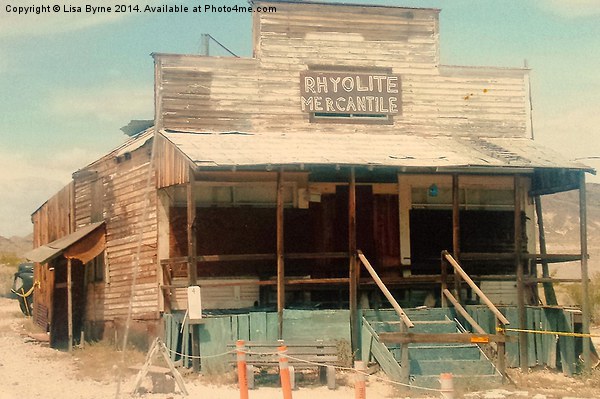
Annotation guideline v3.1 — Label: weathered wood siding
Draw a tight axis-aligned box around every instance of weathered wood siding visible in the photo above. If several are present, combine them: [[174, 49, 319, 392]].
[[31, 182, 74, 330], [32, 182, 74, 247], [76, 138, 160, 322], [155, 133, 192, 188], [155, 1, 528, 138]]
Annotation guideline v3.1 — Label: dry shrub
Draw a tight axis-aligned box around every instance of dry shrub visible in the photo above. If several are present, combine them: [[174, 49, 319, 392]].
[[0, 264, 16, 297], [564, 272, 600, 322]]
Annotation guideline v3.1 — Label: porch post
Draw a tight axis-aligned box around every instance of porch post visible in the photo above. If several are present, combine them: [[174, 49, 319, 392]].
[[452, 174, 461, 302], [348, 167, 358, 355], [277, 168, 285, 339], [514, 175, 528, 371], [579, 172, 591, 372], [67, 257, 73, 352], [187, 167, 200, 372], [534, 196, 558, 305]]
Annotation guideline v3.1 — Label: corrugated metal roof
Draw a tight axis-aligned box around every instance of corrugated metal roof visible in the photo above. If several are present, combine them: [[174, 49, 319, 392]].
[[24, 222, 105, 264], [161, 130, 593, 173]]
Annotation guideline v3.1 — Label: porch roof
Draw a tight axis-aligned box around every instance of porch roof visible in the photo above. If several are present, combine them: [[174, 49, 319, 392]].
[[161, 130, 593, 173], [24, 222, 105, 264]]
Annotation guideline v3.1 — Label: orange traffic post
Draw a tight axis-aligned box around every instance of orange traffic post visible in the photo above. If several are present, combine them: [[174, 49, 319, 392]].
[[354, 360, 366, 399], [440, 372, 454, 399], [278, 345, 293, 399], [237, 340, 249, 399]]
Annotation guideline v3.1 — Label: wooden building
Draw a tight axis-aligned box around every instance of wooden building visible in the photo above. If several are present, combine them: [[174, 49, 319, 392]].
[[27, 0, 594, 374]]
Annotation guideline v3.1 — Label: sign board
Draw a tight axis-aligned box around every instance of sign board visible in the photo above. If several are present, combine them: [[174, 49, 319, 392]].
[[300, 71, 401, 115], [187, 285, 203, 321]]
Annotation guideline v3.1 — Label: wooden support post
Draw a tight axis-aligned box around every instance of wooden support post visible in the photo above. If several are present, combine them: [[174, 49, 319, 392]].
[[187, 168, 200, 372], [67, 257, 73, 352], [441, 253, 448, 308], [579, 172, 591, 372], [514, 175, 528, 372], [534, 196, 558, 305], [452, 174, 461, 303], [399, 321, 410, 389], [348, 167, 358, 356], [496, 318, 506, 382], [277, 168, 285, 340]]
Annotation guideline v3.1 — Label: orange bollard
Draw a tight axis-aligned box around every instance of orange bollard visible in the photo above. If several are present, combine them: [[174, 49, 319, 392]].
[[278, 345, 293, 399], [354, 360, 366, 399], [237, 340, 249, 399], [440, 372, 454, 399]]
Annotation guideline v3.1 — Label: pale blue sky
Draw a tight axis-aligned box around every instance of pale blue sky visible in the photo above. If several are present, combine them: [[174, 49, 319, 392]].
[[1, 0, 600, 237]]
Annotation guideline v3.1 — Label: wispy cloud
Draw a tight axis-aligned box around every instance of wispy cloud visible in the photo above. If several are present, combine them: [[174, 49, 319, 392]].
[[535, 0, 600, 18], [0, 147, 105, 237], [48, 83, 153, 124]]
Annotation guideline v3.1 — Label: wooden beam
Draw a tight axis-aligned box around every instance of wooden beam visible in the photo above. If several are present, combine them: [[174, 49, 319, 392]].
[[579, 172, 591, 372], [277, 168, 285, 340], [67, 258, 73, 352], [442, 289, 486, 335], [379, 332, 510, 344], [452, 174, 461, 302], [187, 168, 200, 373], [442, 252, 510, 326], [515, 175, 528, 371], [358, 252, 414, 328], [535, 196, 558, 305], [348, 167, 358, 355]]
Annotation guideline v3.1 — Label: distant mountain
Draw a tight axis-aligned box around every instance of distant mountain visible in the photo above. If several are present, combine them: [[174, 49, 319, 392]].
[[0, 233, 33, 258], [541, 183, 600, 279]]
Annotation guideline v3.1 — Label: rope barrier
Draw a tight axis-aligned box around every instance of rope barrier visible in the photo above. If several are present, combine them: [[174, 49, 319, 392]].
[[161, 345, 444, 393], [498, 327, 600, 338]]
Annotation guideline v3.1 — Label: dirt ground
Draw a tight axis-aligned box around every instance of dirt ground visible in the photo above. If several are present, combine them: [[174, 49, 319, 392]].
[[1, 297, 600, 399]]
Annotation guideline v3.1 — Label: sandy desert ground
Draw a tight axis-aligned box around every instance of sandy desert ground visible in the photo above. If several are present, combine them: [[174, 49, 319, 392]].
[[1, 296, 600, 399]]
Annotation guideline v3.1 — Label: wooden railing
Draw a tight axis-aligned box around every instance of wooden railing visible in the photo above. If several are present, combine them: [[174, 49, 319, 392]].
[[440, 250, 510, 377], [357, 250, 414, 384], [357, 251, 414, 329]]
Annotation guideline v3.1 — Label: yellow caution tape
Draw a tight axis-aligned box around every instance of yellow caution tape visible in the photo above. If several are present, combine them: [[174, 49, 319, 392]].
[[497, 327, 600, 338]]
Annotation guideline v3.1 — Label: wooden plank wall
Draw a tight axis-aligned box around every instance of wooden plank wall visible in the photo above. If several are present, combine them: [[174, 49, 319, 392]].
[[32, 182, 74, 247], [31, 182, 74, 330], [155, 133, 192, 188], [75, 139, 160, 322], [155, 2, 528, 138]]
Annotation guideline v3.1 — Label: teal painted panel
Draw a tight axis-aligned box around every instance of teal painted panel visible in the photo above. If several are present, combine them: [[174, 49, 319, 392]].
[[250, 312, 268, 341], [534, 308, 544, 366], [558, 311, 576, 376], [502, 307, 520, 368], [542, 308, 559, 369], [238, 314, 250, 341], [266, 312, 278, 341], [361, 320, 403, 381], [526, 307, 537, 367], [231, 316, 239, 341], [282, 310, 350, 342], [199, 317, 232, 374]]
